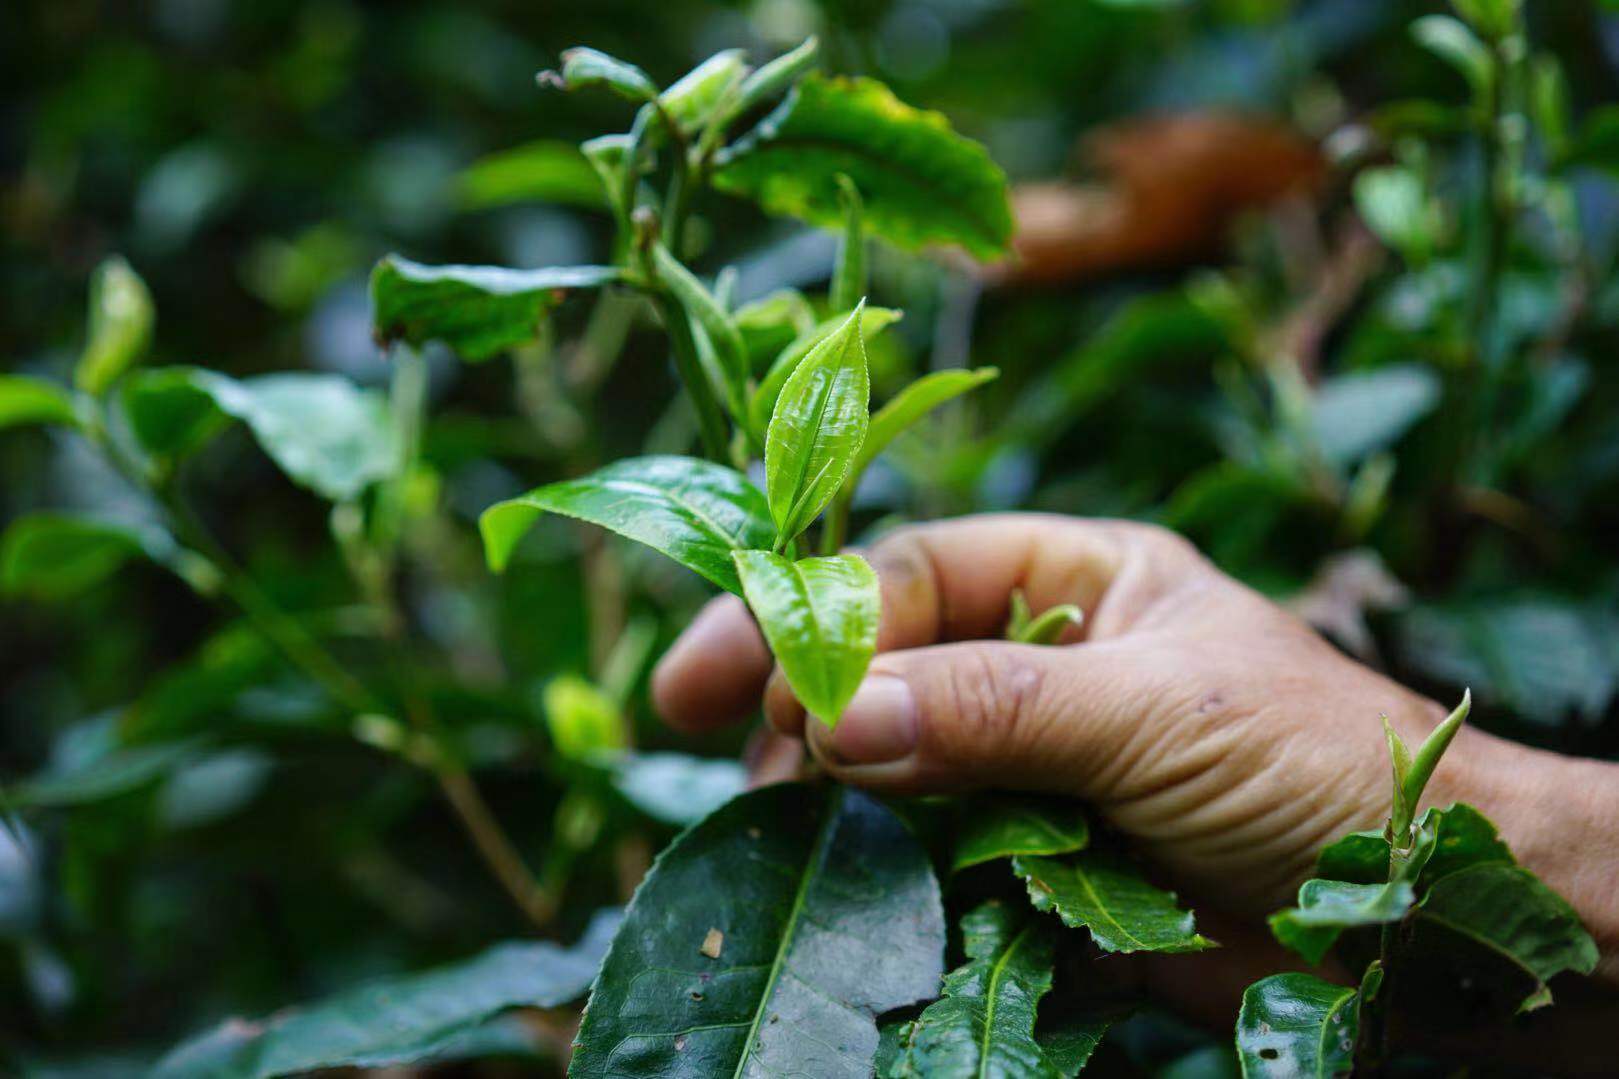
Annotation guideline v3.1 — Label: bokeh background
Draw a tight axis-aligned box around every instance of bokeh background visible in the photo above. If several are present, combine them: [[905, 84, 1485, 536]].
[[5, 0, 1619, 1072]]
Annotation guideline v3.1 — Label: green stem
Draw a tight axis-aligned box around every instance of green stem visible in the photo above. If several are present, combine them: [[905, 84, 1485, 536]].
[[820, 487, 852, 556], [652, 291, 729, 462]]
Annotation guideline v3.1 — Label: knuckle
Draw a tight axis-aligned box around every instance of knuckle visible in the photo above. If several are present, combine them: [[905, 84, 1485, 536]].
[[942, 647, 1046, 751]]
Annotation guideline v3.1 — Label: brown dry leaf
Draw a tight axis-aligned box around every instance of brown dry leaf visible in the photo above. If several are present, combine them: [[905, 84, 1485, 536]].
[[994, 113, 1325, 285]]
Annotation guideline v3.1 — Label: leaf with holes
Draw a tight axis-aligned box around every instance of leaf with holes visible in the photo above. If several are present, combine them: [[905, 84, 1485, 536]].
[[569, 783, 944, 1077], [1235, 973, 1357, 1079]]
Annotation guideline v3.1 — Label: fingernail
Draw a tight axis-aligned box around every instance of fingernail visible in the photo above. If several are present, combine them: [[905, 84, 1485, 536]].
[[828, 675, 918, 765]]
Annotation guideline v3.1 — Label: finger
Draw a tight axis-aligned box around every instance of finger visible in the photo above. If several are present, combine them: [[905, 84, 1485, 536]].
[[764, 666, 806, 738], [802, 637, 1174, 797], [861, 514, 1201, 652], [650, 595, 771, 732], [743, 726, 807, 788]]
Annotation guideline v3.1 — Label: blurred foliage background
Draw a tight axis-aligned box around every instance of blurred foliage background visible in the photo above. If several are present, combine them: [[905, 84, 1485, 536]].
[[5, 0, 1619, 1073]]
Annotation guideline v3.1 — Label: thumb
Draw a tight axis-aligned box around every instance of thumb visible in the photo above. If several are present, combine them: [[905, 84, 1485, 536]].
[[802, 638, 1161, 798]]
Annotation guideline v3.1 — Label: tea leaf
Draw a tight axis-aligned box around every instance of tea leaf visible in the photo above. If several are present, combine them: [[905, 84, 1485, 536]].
[[1311, 365, 1441, 467], [829, 174, 865, 313], [890, 901, 1059, 1078], [457, 139, 610, 211], [952, 794, 1089, 873], [153, 910, 621, 1078], [606, 752, 746, 827], [855, 366, 999, 479], [75, 256, 154, 396], [1014, 851, 1213, 955], [370, 256, 619, 361], [707, 36, 820, 137], [1412, 15, 1492, 97], [542, 674, 628, 761], [481, 455, 773, 594], [1269, 879, 1416, 965], [1037, 1010, 1125, 1077], [661, 49, 749, 132], [732, 551, 879, 726], [1235, 973, 1357, 1079], [1, 513, 149, 600], [1417, 863, 1598, 1011], [1399, 690, 1469, 824], [751, 305, 899, 439], [540, 47, 657, 102], [1004, 593, 1083, 646], [764, 305, 870, 545], [124, 369, 399, 502], [714, 75, 1013, 259], [734, 288, 818, 369], [571, 783, 945, 1078], [0, 375, 78, 431], [653, 243, 750, 417], [1316, 803, 1513, 889]]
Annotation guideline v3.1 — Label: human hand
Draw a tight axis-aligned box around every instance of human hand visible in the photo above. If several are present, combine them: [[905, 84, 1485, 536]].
[[652, 514, 1619, 999]]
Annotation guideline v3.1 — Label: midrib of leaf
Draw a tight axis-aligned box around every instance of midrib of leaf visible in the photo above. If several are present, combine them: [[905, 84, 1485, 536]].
[[1067, 864, 1149, 951], [789, 560, 832, 705], [731, 785, 842, 1077], [729, 134, 1004, 250], [778, 348, 844, 525], [976, 924, 1036, 1079], [1314, 987, 1357, 1077], [1414, 906, 1551, 981]]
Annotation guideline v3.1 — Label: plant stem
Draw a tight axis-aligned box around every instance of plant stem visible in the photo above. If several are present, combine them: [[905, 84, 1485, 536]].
[[820, 488, 852, 555], [652, 291, 729, 462]]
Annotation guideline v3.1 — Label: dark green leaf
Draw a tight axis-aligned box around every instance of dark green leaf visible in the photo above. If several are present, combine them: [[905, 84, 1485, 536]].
[[1268, 879, 1415, 965], [891, 901, 1058, 1078], [607, 752, 747, 827], [457, 139, 610, 211], [714, 74, 1013, 259], [733, 551, 879, 725], [1235, 973, 1356, 1079], [653, 243, 749, 418], [540, 47, 657, 102], [369, 256, 619, 361], [0, 375, 78, 431], [480, 456, 773, 594], [855, 367, 998, 479], [570, 783, 945, 1078], [153, 910, 620, 1078], [75, 256, 154, 396], [1, 513, 149, 600], [1562, 104, 1619, 174], [1417, 863, 1598, 1011], [1316, 803, 1514, 889], [750, 305, 900, 438], [123, 368, 398, 501], [764, 305, 870, 544], [952, 794, 1089, 873], [1014, 851, 1212, 955]]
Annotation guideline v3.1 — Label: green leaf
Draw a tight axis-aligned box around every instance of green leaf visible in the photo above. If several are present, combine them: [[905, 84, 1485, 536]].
[[952, 794, 1089, 873], [75, 255, 154, 396], [540, 47, 657, 102], [734, 288, 817, 370], [1399, 690, 1469, 828], [457, 139, 610, 211], [714, 74, 1013, 260], [480, 456, 773, 594], [0, 375, 78, 431], [369, 256, 618, 361], [606, 752, 747, 827], [542, 674, 628, 761], [581, 133, 635, 217], [1, 513, 148, 600], [13, 739, 203, 807], [123, 369, 399, 502], [661, 49, 749, 132], [153, 910, 620, 1078], [732, 551, 879, 726], [1417, 863, 1598, 1011], [1037, 1012, 1121, 1078], [764, 304, 870, 545], [570, 783, 945, 1077], [1561, 105, 1619, 175], [1311, 365, 1441, 467], [855, 366, 998, 479], [1452, 0, 1520, 38], [1352, 167, 1437, 263], [1268, 879, 1416, 965], [830, 175, 865, 313], [1235, 973, 1357, 1079], [891, 901, 1059, 1079], [708, 37, 820, 137], [653, 243, 750, 418], [1316, 803, 1513, 889], [1412, 15, 1492, 97], [1014, 851, 1213, 955], [750, 305, 900, 438], [1002, 589, 1082, 647]]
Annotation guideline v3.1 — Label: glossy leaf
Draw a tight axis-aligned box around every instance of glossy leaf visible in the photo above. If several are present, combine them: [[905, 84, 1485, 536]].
[[540, 47, 657, 102], [708, 37, 819, 136], [1398, 690, 1470, 832], [481, 456, 773, 594], [855, 366, 998, 478], [1014, 851, 1213, 955], [734, 288, 817, 370], [123, 369, 399, 502], [1269, 879, 1415, 965], [1417, 863, 1598, 1011], [542, 674, 628, 761], [0, 375, 77, 432], [607, 752, 747, 827], [653, 243, 749, 416], [829, 174, 865, 313], [1316, 803, 1514, 889], [369, 256, 619, 361], [661, 49, 749, 132], [1235, 973, 1357, 1079], [714, 75, 1013, 259], [570, 783, 945, 1077], [457, 139, 609, 211], [75, 255, 154, 396], [764, 304, 870, 545], [1, 513, 148, 600], [952, 794, 1089, 873], [750, 305, 900, 438], [1004, 591, 1083, 646], [733, 551, 878, 726], [891, 901, 1058, 1078], [153, 910, 620, 1078]]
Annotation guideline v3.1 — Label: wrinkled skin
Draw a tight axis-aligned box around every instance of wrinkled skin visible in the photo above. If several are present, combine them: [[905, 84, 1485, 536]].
[[654, 514, 1619, 1069]]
